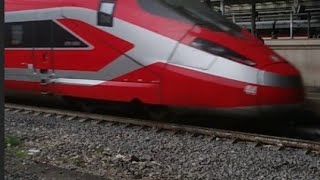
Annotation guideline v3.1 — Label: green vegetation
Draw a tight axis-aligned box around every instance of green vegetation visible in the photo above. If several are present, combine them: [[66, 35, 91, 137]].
[[5, 135, 21, 147], [95, 147, 104, 155], [13, 149, 28, 158], [5, 134, 28, 158], [71, 157, 85, 167]]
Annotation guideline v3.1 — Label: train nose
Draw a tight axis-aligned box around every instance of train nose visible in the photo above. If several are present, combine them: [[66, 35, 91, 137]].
[[258, 62, 303, 88], [257, 63, 305, 112]]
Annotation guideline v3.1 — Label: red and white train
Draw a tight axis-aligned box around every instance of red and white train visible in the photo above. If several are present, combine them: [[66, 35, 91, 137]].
[[5, 0, 305, 118]]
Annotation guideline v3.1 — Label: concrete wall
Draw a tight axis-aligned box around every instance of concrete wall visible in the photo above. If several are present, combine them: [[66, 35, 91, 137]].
[[265, 39, 320, 88]]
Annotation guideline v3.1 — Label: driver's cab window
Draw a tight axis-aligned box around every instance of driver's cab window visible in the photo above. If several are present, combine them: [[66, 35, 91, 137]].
[[97, 0, 116, 27]]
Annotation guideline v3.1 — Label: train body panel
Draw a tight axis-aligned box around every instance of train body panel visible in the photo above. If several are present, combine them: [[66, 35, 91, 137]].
[[5, 0, 305, 116]]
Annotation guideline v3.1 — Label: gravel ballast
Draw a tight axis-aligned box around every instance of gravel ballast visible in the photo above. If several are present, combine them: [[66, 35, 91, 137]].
[[5, 111, 320, 179]]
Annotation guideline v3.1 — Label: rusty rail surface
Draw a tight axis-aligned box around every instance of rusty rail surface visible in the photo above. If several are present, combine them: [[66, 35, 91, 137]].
[[5, 103, 320, 152]]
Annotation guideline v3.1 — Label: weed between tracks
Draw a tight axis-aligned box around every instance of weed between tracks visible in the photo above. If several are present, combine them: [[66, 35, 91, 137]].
[[5, 135, 21, 147], [5, 135, 29, 159]]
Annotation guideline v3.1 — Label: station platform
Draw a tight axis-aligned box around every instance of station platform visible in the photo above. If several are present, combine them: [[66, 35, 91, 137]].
[[306, 88, 320, 117], [306, 87, 320, 100]]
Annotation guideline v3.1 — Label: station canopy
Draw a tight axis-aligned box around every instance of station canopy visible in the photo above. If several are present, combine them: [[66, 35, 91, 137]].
[[207, 0, 320, 38]]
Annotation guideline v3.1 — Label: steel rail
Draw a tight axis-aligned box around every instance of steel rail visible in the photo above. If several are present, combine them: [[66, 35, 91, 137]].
[[5, 103, 320, 153]]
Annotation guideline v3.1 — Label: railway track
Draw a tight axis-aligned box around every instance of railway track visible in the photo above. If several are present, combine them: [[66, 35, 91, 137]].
[[5, 103, 320, 154]]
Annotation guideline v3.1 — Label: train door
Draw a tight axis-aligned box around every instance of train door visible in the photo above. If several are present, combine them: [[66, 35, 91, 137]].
[[32, 20, 54, 94], [4, 21, 37, 92]]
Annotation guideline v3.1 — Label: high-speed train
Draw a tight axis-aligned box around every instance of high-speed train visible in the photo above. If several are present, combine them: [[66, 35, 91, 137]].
[[5, 0, 305, 118]]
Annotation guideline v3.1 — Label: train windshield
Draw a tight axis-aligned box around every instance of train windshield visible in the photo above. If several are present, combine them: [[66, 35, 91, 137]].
[[137, 0, 242, 36]]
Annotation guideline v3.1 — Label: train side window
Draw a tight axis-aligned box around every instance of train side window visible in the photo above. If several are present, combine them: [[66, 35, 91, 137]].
[[52, 21, 87, 48], [5, 22, 33, 48], [33, 21, 52, 48], [97, 0, 116, 27], [10, 25, 23, 45]]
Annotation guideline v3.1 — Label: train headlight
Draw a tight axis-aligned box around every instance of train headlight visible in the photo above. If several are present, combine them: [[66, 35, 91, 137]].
[[190, 38, 256, 66]]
